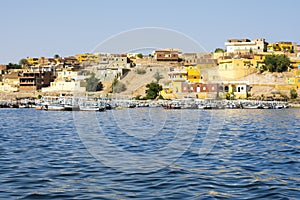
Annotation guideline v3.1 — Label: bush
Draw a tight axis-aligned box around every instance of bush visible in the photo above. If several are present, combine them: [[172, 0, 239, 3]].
[[136, 68, 146, 74], [112, 79, 126, 93], [290, 88, 298, 99], [145, 82, 162, 100], [137, 53, 143, 58]]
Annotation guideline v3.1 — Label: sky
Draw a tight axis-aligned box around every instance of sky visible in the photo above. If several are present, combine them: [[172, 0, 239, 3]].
[[0, 0, 299, 64]]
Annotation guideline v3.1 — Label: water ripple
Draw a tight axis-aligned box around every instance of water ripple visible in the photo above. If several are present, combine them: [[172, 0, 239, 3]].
[[0, 108, 299, 199]]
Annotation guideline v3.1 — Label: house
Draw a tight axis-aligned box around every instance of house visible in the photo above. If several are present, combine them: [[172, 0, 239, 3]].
[[42, 68, 86, 93], [58, 56, 80, 67], [225, 38, 267, 53], [289, 57, 300, 69], [19, 71, 53, 91], [76, 53, 99, 64], [186, 66, 201, 83], [25, 57, 39, 66], [267, 42, 294, 52], [0, 72, 20, 92], [42, 80, 86, 93], [218, 58, 257, 80], [94, 53, 130, 69], [220, 81, 250, 99], [154, 50, 179, 62], [287, 69, 300, 88], [167, 68, 187, 93]]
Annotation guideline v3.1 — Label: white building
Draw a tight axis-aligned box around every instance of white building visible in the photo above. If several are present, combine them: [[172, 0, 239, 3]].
[[225, 38, 267, 53]]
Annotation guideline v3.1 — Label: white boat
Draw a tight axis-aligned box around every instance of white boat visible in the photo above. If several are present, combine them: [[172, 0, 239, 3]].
[[79, 105, 105, 111], [43, 104, 65, 111]]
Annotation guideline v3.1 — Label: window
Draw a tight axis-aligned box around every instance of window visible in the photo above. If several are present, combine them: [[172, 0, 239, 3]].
[[224, 86, 229, 92]]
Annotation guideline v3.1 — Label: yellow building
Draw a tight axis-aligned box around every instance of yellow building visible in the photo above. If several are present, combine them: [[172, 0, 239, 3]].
[[218, 58, 257, 80], [76, 53, 99, 63], [25, 57, 39, 66], [287, 69, 300, 88], [185, 66, 201, 83], [289, 57, 300, 69], [160, 86, 176, 99], [267, 42, 294, 52]]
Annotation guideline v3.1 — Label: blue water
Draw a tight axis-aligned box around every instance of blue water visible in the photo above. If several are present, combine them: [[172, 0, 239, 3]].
[[0, 108, 299, 199]]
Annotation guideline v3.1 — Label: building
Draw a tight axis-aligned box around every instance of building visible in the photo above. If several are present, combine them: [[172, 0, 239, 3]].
[[181, 81, 249, 99], [267, 42, 294, 52], [42, 69, 86, 93], [289, 57, 300, 69], [220, 81, 250, 99], [287, 69, 300, 88], [95, 53, 130, 69], [19, 71, 53, 91], [42, 80, 86, 93], [167, 68, 187, 93], [154, 50, 179, 62], [186, 66, 201, 83], [0, 72, 20, 92], [225, 38, 267, 53], [218, 58, 258, 80], [57, 56, 80, 67], [76, 53, 99, 63], [25, 57, 39, 66]]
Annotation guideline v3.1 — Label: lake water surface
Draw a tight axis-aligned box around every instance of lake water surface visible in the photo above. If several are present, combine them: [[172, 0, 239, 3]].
[[0, 108, 299, 199]]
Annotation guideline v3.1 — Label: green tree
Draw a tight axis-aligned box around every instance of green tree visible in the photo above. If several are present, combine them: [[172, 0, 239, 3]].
[[214, 48, 225, 53], [290, 88, 298, 99], [145, 82, 162, 99], [264, 54, 290, 73], [54, 54, 60, 59], [6, 63, 22, 70], [153, 72, 164, 83], [19, 58, 29, 66], [85, 72, 102, 92], [137, 53, 143, 58]]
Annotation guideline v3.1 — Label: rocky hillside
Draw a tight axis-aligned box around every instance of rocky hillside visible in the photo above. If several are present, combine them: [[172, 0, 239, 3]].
[[119, 65, 170, 97]]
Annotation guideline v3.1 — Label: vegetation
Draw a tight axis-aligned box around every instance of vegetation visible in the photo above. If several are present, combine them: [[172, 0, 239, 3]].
[[19, 59, 29, 66], [290, 88, 298, 99], [262, 54, 290, 73], [137, 53, 143, 58], [136, 68, 146, 74], [54, 54, 60, 59], [153, 72, 164, 83], [85, 72, 103, 92], [145, 82, 162, 99], [111, 79, 126, 93], [134, 94, 142, 100], [214, 48, 225, 53], [6, 63, 22, 70]]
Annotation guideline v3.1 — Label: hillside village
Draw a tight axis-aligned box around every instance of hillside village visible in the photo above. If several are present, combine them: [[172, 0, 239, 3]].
[[1, 38, 300, 101]]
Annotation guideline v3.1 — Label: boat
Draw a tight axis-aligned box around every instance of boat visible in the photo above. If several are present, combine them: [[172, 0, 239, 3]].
[[79, 105, 105, 111], [64, 104, 80, 111], [43, 104, 65, 111]]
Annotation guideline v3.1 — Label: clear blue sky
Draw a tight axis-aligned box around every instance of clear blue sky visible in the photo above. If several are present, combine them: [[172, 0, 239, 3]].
[[1, 0, 299, 64]]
